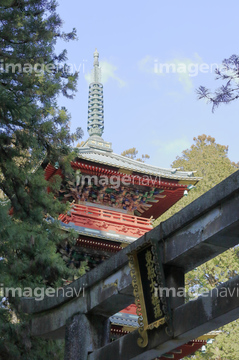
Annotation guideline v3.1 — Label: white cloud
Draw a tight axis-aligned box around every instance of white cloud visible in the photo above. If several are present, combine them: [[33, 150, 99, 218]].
[[84, 71, 92, 84], [101, 61, 126, 87], [85, 60, 126, 87], [162, 137, 191, 155], [150, 137, 191, 167], [138, 55, 154, 73], [138, 53, 203, 93]]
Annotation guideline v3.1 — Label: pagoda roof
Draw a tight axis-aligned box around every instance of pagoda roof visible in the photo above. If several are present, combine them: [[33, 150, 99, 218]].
[[76, 146, 201, 182]]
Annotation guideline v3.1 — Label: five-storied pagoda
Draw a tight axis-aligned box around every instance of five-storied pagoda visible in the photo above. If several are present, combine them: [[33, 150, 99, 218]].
[[45, 50, 212, 359]]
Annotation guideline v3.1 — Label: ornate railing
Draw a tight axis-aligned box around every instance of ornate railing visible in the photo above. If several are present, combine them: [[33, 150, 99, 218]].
[[59, 204, 153, 231]]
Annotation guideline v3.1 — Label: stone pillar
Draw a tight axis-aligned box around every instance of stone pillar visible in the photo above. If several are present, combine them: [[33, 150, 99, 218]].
[[164, 265, 185, 309], [64, 313, 110, 360]]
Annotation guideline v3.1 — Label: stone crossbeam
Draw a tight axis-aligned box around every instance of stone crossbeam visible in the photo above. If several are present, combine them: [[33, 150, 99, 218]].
[[88, 275, 239, 360]]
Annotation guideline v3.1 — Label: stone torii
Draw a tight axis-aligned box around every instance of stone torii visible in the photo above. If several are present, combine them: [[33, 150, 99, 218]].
[[21, 170, 239, 359]]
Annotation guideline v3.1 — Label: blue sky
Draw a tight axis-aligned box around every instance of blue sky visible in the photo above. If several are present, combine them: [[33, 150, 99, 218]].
[[55, 0, 239, 168]]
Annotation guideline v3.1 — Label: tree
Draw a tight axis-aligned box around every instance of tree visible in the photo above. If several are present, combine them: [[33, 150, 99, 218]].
[[155, 135, 239, 359], [0, 1, 83, 358], [155, 134, 236, 224], [121, 147, 150, 162], [197, 54, 239, 112]]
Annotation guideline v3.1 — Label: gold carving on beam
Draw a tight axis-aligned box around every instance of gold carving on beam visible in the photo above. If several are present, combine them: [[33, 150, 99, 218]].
[[102, 279, 118, 289], [178, 180, 197, 185], [118, 168, 132, 175], [137, 326, 148, 348], [146, 317, 165, 330], [128, 253, 148, 348]]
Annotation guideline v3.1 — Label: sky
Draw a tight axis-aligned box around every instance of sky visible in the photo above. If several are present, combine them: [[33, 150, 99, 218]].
[[55, 0, 239, 168]]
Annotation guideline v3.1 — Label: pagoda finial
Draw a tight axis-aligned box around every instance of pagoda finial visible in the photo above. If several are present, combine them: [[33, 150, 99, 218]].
[[93, 48, 99, 66], [87, 49, 104, 137], [92, 48, 101, 83]]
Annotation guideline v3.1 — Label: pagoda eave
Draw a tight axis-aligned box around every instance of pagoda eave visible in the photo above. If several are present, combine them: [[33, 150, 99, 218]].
[[72, 159, 197, 189]]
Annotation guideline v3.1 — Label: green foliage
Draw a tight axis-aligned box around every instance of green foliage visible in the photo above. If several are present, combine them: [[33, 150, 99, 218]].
[[155, 134, 236, 225], [186, 320, 239, 360], [155, 135, 239, 359], [121, 147, 150, 162], [0, 1, 84, 358]]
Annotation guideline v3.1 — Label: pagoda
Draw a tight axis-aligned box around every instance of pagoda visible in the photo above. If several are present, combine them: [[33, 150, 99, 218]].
[[55, 49, 200, 263], [45, 50, 210, 358]]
